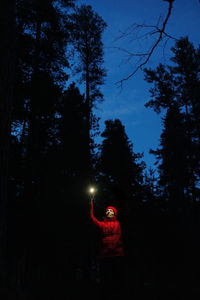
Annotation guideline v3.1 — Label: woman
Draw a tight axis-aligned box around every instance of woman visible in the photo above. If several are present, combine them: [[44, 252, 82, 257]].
[[90, 196, 125, 298]]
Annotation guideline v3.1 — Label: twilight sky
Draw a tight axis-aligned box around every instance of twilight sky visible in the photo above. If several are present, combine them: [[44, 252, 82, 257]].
[[75, 0, 200, 171]]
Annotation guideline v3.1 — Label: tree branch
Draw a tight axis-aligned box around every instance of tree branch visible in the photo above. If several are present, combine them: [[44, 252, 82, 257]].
[[116, 0, 176, 88]]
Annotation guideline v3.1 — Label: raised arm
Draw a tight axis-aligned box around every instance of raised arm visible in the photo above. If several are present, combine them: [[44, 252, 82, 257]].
[[90, 199, 102, 228]]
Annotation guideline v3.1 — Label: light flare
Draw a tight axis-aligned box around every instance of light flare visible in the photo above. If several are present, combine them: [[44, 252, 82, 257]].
[[89, 187, 95, 194]]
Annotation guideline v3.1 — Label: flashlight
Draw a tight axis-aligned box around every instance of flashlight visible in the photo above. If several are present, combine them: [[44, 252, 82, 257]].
[[89, 187, 95, 194], [89, 187, 96, 202]]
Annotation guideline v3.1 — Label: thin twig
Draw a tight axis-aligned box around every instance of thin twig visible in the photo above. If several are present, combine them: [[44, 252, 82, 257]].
[[116, 0, 175, 87]]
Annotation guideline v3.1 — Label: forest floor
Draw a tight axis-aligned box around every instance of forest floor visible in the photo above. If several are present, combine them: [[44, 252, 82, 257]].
[[2, 281, 200, 300]]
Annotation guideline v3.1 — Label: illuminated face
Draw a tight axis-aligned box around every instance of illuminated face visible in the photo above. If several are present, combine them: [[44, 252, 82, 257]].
[[106, 208, 115, 218]]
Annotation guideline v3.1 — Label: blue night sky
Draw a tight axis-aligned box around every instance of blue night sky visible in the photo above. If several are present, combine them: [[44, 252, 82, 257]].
[[75, 0, 200, 171]]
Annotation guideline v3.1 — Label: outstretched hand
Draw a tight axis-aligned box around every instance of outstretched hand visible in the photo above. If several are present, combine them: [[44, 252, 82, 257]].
[[90, 194, 95, 204]]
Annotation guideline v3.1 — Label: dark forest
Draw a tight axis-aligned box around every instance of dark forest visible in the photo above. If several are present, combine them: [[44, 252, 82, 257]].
[[1, 0, 200, 299]]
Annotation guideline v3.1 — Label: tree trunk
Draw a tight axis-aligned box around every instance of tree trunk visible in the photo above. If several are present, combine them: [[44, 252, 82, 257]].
[[0, 0, 16, 291], [23, 15, 42, 289], [85, 59, 92, 181]]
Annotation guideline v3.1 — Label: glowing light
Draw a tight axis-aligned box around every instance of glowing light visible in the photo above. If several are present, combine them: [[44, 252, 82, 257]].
[[89, 187, 95, 194]]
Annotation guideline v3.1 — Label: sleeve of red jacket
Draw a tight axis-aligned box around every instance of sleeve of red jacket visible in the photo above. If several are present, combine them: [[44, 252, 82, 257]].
[[90, 201, 102, 228]]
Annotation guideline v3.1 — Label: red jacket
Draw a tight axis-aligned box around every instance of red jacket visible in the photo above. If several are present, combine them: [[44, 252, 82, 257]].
[[90, 202, 124, 258]]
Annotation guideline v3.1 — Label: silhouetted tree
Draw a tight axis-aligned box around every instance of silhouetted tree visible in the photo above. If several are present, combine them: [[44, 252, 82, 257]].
[[143, 167, 159, 209], [0, 0, 16, 291], [96, 119, 146, 295], [97, 119, 145, 219], [70, 5, 107, 177], [8, 0, 75, 295], [144, 167, 157, 196], [150, 103, 187, 215], [14, 0, 74, 199], [145, 37, 200, 205], [144, 38, 200, 291], [61, 83, 88, 180]]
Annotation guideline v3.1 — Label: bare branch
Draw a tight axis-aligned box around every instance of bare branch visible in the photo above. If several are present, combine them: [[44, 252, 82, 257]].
[[107, 46, 148, 57], [116, 0, 176, 87]]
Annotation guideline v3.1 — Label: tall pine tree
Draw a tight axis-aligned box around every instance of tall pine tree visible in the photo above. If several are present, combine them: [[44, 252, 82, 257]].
[[150, 103, 187, 215], [8, 0, 75, 294], [97, 119, 145, 221], [70, 5, 107, 180], [145, 37, 200, 204]]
